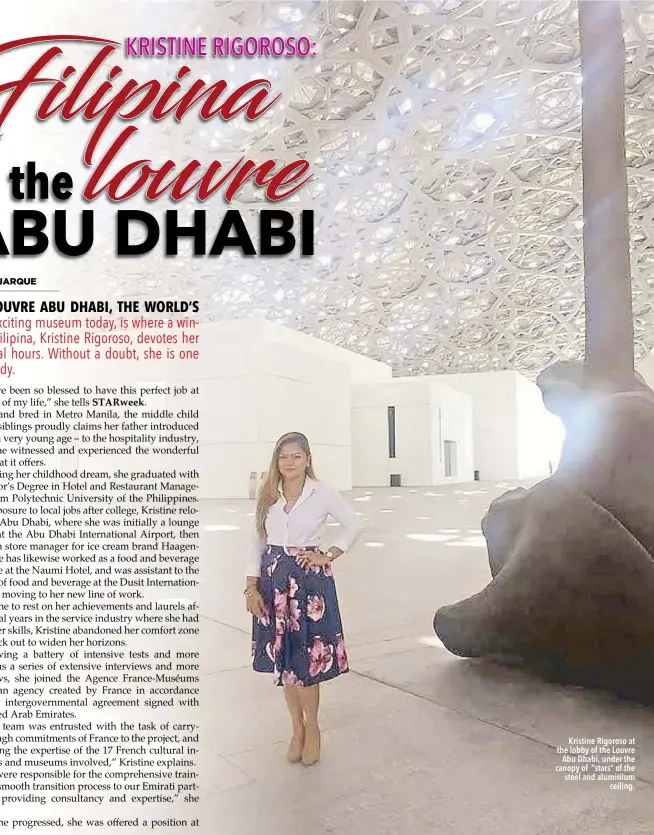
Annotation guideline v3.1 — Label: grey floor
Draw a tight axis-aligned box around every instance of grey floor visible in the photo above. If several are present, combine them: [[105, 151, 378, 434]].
[[204, 483, 654, 833]]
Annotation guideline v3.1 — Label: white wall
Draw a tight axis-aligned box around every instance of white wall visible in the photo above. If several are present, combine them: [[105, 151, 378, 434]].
[[433, 371, 518, 480], [42, 318, 389, 498], [210, 319, 391, 384], [431, 370, 562, 480], [430, 383, 475, 483], [351, 378, 474, 487], [192, 323, 353, 498], [351, 381, 430, 486], [351, 404, 391, 487], [145, 318, 565, 494]]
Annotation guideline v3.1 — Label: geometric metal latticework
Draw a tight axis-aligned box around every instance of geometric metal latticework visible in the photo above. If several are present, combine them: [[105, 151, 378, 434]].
[[10, 1, 654, 378], [202, 0, 654, 378]]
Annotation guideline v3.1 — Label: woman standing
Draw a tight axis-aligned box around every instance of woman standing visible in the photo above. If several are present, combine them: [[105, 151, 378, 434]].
[[244, 432, 362, 766]]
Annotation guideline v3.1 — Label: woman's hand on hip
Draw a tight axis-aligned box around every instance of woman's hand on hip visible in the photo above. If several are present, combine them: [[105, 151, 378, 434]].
[[295, 551, 331, 569]]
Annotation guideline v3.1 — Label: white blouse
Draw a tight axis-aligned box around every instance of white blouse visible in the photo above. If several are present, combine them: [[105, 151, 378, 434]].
[[245, 477, 362, 578]]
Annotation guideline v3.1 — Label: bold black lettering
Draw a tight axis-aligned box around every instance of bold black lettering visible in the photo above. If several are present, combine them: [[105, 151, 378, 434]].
[[116, 210, 160, 255], [52, 172, 73, 200], [208, 210, 256, 255], [25, 162, 49, 200], [54, 210, 94, 256], [259, 210, 295, 256], [301, 210, 314, 256], [165, 210, 206, 255], [8, 166, 25, 200], [14, 211, 48, 255]]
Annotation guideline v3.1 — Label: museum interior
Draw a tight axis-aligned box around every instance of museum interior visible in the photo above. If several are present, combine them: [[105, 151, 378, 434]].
[[89, 0, 654, 831]]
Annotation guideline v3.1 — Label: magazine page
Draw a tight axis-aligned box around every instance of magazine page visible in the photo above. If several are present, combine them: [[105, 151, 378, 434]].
[[1, 2, 653, 835]]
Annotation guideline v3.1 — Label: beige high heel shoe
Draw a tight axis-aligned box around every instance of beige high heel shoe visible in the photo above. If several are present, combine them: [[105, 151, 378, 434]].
[[301, 725, 321, 766], [286, 725, 305, 763]]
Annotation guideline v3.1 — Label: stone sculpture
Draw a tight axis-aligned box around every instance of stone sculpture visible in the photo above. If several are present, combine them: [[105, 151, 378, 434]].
[[433, 2, 654, 703], [434, 361, 654, 703]]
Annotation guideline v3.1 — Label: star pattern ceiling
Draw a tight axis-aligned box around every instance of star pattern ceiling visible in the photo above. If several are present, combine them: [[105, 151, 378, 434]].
[[11, 0, 654, 378]]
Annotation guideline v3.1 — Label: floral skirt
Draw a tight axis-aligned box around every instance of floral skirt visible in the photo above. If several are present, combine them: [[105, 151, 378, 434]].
[[252, 545, 349, 686]]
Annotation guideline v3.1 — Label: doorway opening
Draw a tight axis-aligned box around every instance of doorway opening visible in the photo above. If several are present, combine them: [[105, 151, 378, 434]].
[[443, 440, 457, 478]]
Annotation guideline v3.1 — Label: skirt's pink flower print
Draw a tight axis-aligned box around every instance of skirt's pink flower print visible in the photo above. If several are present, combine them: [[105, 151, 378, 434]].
[[308, 562, 333, 579], [273, 619, 284, 655], [289, 599, 301, 633], [308, 637, 334, 678], [335, 634, 348, 672], [307, 594, 326, 622], [281, 670, 301, 686], [252, 545, 348, 687], [274, 589, 288, 619]]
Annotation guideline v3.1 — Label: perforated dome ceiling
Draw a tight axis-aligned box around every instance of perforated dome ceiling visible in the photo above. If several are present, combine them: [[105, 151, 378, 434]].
[[203, 0, 654, 377], [13, 1, 654, 377]]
